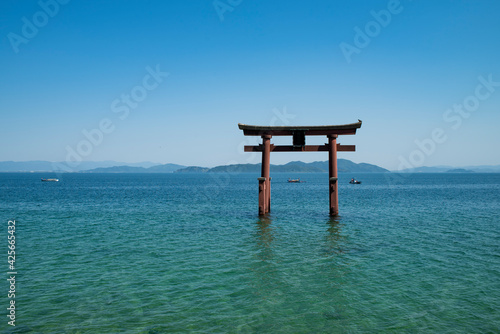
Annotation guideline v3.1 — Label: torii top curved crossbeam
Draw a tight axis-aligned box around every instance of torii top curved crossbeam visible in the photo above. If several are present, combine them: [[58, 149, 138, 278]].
[[238, 120, 362, 136]]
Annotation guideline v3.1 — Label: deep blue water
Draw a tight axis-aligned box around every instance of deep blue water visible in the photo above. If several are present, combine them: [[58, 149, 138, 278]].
[[1, 172, 499, 333]]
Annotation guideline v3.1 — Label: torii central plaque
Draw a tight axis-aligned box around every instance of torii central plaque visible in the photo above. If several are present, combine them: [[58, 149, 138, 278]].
[[238, 121, 362, 216]]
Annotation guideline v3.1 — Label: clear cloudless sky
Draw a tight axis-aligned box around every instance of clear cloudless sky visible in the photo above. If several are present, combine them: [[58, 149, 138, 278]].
[[1, 0, 499, 170]]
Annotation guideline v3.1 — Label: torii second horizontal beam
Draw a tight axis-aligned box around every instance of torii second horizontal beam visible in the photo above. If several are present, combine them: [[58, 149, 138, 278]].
[[244, 144, 355, 152]]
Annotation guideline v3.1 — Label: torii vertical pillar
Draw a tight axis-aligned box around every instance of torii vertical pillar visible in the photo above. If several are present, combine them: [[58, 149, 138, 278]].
[[328, 134, 339, 216], [260, 135, 271, 214]]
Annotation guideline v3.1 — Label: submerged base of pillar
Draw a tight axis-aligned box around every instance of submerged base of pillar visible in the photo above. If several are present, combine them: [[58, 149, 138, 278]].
[[258, 177, 266, 215], [329, 177, 338, 216]]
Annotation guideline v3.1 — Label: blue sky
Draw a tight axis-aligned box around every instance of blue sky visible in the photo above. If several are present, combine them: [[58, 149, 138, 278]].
[[1, 0, 499, 170]]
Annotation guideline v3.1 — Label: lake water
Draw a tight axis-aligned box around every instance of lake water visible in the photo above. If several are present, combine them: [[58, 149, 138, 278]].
[[1, 172, 499, 333]]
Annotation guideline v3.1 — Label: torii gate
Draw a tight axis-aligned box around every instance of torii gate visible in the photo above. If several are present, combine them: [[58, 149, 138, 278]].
[[238, 121, 362, 216]]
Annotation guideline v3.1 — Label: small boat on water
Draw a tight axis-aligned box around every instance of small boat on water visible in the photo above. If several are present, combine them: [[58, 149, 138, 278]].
[[41, 178, 59, 182], [349, 178, 361, 184], [288, 178, 301, 183]]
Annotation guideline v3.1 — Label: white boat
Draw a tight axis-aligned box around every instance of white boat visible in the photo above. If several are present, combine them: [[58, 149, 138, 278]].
[[41, 178, 59, 182]]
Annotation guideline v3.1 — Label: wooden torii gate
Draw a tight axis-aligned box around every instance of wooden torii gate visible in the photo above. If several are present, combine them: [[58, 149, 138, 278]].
[[238, 121, 362, 216]]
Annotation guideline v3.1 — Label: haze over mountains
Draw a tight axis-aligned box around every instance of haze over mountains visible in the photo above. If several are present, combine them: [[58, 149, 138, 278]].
[[1, 160, 500, 173]]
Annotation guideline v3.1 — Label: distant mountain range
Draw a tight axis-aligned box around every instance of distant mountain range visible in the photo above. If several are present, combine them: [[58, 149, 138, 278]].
[[86, 163, 185, 173], [1, 160, 499, 173], [395, 165, 500, 173], [0, 159, 387, 173], [0, 160, 159, 172], [82, 159, 389, 173], [175, 160, 389, 173]]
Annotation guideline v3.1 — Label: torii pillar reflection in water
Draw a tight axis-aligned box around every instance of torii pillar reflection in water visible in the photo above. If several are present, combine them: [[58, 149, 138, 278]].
[[238, 121, 362, 216]]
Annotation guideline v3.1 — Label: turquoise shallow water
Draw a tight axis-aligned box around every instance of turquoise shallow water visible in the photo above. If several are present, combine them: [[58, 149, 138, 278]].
[[1, 172, 500, 333]]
